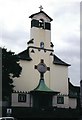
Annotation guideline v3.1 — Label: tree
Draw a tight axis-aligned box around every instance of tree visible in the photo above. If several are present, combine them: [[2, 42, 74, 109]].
[[2, 48, 22, 103]]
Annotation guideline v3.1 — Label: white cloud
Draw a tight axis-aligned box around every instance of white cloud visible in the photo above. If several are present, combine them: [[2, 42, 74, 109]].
[[0, 0, 80, 86]]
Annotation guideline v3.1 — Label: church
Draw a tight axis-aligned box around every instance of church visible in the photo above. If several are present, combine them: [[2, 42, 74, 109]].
[[11, 6, 80, 117]]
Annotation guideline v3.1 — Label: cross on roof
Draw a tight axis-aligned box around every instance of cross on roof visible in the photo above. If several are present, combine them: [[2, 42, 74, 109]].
[[39, 5, 43, 11]]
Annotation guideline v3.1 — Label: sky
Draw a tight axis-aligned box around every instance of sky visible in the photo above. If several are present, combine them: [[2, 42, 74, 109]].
[[0, 0, 81, 86]]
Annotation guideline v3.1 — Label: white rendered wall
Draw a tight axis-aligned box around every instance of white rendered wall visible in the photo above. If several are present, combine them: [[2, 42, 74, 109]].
[[13, 49, 52, 91], [29, 13, 52, 50], [13, 48, 70, 108], [12, 93, 32, 107], [29, 27, 51, 50], [50, 64, 68, 94], [52, 95, 69, 108], [13, 49, 68, 92]]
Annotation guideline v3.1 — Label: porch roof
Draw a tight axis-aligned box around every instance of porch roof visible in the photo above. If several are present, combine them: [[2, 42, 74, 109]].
[[30, 79, 59, 95]]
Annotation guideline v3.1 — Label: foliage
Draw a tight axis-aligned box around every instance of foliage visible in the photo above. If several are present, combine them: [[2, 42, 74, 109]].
[[2, 48, 22, 101]]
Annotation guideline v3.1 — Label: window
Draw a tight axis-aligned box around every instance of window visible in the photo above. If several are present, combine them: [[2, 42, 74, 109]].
[[18, 94, 26, 102], [57, 96, 64, 104], [39, 19, 44, 28], [45, 22, 51, 30], [31, 19, 39, 28], [40, 42, 44, 48]]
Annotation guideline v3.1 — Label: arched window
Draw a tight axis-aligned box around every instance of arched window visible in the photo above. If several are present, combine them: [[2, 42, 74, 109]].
[[40, 42, 44, 48]]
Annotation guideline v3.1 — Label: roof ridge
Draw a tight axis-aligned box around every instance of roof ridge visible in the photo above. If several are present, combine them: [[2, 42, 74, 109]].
[[29, 10, 53, 21]]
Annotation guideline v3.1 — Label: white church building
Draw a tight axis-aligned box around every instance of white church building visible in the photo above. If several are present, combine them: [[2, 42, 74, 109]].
[[11, 6, 79, 110]]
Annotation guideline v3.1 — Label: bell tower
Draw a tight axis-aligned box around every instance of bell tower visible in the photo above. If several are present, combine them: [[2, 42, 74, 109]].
[[29, 6, 53, 50]]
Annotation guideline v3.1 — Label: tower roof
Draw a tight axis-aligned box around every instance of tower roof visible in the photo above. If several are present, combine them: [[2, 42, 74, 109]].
[[29, 10, 53, 22]]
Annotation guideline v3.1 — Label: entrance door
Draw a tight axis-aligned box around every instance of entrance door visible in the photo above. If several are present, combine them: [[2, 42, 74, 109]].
[[33, 94, 52, 109]]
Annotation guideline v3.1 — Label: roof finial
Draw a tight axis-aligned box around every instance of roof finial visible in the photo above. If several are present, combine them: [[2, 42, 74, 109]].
[[39, 5, 43, 11]]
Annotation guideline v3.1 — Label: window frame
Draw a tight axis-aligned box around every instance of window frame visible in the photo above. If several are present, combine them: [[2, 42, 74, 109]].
[[40, 42, 44, 48], [57, 96, 64, 104], [18, 93, 26, 102]]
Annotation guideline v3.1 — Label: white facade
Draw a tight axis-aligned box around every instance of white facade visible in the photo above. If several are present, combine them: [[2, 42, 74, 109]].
[[12, 10, 77, 109], [12, 93, 33, 107]]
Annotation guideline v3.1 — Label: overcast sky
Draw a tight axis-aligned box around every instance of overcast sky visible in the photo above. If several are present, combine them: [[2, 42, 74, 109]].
[[0, 0, 81, 86]]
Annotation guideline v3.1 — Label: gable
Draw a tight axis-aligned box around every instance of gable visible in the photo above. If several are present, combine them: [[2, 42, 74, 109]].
[[29, 11, 53, 22]]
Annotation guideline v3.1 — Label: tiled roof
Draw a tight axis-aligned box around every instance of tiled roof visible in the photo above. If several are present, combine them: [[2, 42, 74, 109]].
[[17, 49, 32, 61], [53, 55, 70, 66], [29, 11, 53, 22]]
